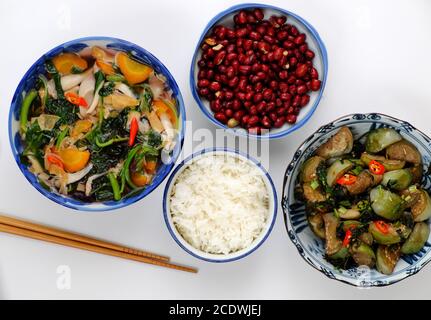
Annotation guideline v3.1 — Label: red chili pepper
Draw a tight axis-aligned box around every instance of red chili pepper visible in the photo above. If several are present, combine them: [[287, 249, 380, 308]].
[[343, 228, 353, 247], [129, 117, 138, 146], [369, 160, 385, 175], [374, 220, 390, 234], [47, 155, 64, 170], [65, 92, 88, 107], [337, 174, 357, 185]]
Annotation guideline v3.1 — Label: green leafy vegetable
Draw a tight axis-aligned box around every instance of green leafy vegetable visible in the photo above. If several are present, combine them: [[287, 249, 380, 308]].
[[45, 60, 64, 99], [45, 98, 79, 125], [94, 70, 105, 92], [37, 75, 49, 107], [142, 129, 162, 148], [138, 84, 153, 113], [20, 90, 38, 133], [106, 74, 126, 82], [107, 172, 121, 201], [90, 143, 129, 173], [120, 145, 141, 191], [91, 176, 114, 201], [71, 66, 84, 74], [99, 82, 115, 97], [95, 136, 128, 148], [23, 121, 54, 163], [55, 127, 69, 149]]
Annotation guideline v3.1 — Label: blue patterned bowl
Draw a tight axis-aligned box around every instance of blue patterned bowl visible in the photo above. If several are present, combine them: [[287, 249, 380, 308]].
[[8, 37, 186, 211], [163, 148, 277, 262], [190, 3, 328, 139], [282, 113, 431, 286]]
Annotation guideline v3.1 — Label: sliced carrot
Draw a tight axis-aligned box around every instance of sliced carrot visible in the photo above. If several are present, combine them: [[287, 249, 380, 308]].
[[52, 53, 88, 75], [144, 160, 157, 174], [58, 148, 90, 173], [96, 59, 116, 75], [131, 172, 150, 187], [91, 46, 115, 62], [71, 120, 93, 138], [153, 100, 177, 128], [116, 52, 153, 85]]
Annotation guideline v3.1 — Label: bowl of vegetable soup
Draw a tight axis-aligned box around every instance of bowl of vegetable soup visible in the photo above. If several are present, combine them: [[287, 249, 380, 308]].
[[8, 37, 186, 211]]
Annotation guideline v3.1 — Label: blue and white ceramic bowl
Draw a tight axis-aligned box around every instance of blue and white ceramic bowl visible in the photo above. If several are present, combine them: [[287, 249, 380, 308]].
[[8, 36, 186, 211], [163, 148, 277, 262], [190, 3, 328, 139], [282, 113, 431, 286]]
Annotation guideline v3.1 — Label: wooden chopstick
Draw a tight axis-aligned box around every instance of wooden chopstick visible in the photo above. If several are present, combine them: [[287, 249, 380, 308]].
[[0, 223, 197, 273], [0, 214, 168, 262]]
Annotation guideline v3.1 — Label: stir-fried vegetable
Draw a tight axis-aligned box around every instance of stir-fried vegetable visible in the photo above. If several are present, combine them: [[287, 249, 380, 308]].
[[381, 169, 413, 190], [52, 52, 88, 75], [300, 126, 430, 275], [18, 46, 178, 202], [65, 92, 88, 107], [360, 152, 405, 171], [376, 244, 401, 275], [401, 222, 430, 254], [19, 90, 38, 133], [370, 187, 403, 220], [128, 117, 138, 146], [327, 160, 354, 187], [365, 128, 402, 153], [368, 160, 385, 175]]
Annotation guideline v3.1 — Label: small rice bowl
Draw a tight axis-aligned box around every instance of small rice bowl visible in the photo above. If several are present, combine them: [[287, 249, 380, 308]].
[[168, 153, 270, 255]]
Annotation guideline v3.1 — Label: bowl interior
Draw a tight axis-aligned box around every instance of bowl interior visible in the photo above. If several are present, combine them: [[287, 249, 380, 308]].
[[9, 37, 186, 211], [283, 113, 431, 286], [190, 3, 328, 139], [163, 149, 277, 262]]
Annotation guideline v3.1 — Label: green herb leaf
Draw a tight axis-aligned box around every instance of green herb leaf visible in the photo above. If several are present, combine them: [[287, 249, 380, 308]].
[[99, 82, 115, 97], [138, 84, 153, 113]]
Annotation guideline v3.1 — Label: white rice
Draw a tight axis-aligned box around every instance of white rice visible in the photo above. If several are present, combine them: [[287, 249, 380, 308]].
[[169, 154, 270, 255]]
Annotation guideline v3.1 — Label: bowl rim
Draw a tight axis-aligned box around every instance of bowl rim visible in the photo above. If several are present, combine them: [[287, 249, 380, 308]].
[[189, 2, 329, 140], [8, 36, 186, 212], [282, 112, 431, 287], [162, 147, 278, 262]]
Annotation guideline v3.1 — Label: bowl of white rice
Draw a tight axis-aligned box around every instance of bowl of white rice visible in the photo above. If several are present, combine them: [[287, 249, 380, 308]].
[[163, 148, 277, 262]]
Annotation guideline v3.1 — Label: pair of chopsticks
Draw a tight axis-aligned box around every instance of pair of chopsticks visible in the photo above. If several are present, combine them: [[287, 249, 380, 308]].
[[0, 214, 197, 273]]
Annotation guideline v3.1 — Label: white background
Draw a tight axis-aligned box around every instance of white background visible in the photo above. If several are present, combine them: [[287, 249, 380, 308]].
[[0, 0, 430, 299]]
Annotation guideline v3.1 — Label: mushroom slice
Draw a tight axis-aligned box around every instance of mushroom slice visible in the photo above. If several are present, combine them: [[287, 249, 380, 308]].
[[303, 182, 326, 203], [115, 82, 136, 98], [345, 170, 374, 195], [148, 73, 165, 100], [322, 213, 343, 256], [78, 71, 95, 117], [308, 213, 326, 239], [316, 126, 353, 159], [60, 68, 93, 91], [386, 140, 422, 165]]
